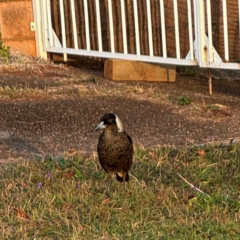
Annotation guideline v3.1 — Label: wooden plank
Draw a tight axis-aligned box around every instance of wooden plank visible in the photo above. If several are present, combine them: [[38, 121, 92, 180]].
[[104, 59, 176, 82]]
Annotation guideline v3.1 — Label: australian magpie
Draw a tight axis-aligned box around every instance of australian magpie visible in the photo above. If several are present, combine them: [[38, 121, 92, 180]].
[[95, 113, 133, 183]]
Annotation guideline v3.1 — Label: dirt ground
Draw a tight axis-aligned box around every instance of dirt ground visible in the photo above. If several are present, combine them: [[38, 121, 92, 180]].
[[0, 53, 240, 163]]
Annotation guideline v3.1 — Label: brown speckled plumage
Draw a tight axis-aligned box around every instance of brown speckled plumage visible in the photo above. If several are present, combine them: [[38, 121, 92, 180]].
[[96, 113, 133, 182]]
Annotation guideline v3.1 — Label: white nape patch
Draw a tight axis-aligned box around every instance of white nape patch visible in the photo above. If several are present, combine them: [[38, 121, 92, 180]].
[[95, 121, 106, 130], [115, 114, 124, 132]]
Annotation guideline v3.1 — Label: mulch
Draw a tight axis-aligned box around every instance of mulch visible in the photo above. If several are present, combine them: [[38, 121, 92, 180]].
[[0, 54, 240, 162]]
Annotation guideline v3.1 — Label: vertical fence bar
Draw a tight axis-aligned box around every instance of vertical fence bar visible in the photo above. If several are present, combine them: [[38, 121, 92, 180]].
[[222, 0, 229, 61], [83, 0, 90, 50], [199, 0, 206, 62], [239, 0, 240, 34], [33, 0, 47, 58], [120, 0, 128, 54], [146, 0, 153, 56], [133, 0, 140, 55], [46, 0, 53, 47], [41, 0, 48, 48], [206, 0, 213, 62], [108, 0, 115, 53], [59, 0, 67, 61], [194, 0, 205, 63], [95, 0, 102, 52], [187, 0, 194, 60], [159, 0, 167, 58], [193, 0, 198, 48], [173, 0, 180, 59], [70, 0, 78, 49]]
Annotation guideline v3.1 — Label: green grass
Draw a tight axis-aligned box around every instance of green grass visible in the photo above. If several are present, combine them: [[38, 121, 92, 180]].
[[0, 32, 10, 63], [167, 95, 191, 106], [1, 144, 240, 239]]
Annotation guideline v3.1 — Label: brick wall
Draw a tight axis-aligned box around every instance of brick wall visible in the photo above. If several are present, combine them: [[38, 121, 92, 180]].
[[0, 0, 36, 56]]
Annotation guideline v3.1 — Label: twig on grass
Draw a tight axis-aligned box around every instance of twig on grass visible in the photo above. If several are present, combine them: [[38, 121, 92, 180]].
[[129, 173, 141, 185], [177, 173, 210, 197], [191, 102, 201, 111]]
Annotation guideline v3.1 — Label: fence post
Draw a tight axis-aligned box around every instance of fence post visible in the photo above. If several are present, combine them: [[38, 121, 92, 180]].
[[193, 0, 206, 66], [32, 0, 47, 59]]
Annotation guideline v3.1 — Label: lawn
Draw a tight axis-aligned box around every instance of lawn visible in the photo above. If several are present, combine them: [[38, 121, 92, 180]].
[[1, 143, 240, 239]]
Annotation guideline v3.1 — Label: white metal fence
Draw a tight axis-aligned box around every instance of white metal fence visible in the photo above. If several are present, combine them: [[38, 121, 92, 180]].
[[32, 0, 240, 69]]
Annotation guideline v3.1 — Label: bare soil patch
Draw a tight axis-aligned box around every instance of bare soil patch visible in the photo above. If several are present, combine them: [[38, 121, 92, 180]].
[[0, 53, 240, 162]]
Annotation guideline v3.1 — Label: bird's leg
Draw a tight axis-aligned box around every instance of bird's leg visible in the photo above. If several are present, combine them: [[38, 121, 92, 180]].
[[105, 172, 114, 193], [122, 172, 127, 190]]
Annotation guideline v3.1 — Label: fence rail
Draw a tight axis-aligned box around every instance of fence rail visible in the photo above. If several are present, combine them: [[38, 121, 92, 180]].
[[32, 0, 240, 69]]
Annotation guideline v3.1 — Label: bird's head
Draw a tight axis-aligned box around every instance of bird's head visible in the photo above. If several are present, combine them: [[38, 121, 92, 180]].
[[95, 113, 124, 132]]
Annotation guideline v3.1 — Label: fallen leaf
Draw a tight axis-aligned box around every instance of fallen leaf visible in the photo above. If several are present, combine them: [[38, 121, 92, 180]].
[[101, 198, 110, 205], [62, 203, 72, 211], [196, 150, 206, 156], [17, 181, 28, 188], [13, 208, 30, 220], [62, 171, 75, 179]]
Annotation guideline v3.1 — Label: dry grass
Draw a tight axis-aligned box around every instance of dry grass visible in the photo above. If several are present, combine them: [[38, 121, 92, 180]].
[[0, 50, 52, 69], [1, 144, 240, 239], [0, 85, 48, 100]]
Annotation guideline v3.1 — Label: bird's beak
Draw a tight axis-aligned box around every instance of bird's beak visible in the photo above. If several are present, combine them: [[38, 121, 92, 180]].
[[95, 121, 105, 131]]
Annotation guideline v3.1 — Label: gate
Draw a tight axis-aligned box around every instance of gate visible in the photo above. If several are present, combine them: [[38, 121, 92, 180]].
[[32, 0, 240, 69]]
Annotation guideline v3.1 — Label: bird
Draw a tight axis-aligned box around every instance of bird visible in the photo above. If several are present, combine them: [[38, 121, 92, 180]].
[[95, 113, 133, 184]]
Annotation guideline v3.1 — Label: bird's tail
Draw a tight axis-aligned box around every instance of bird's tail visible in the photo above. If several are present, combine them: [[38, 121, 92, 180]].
[[116, 172, 129, 182]]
